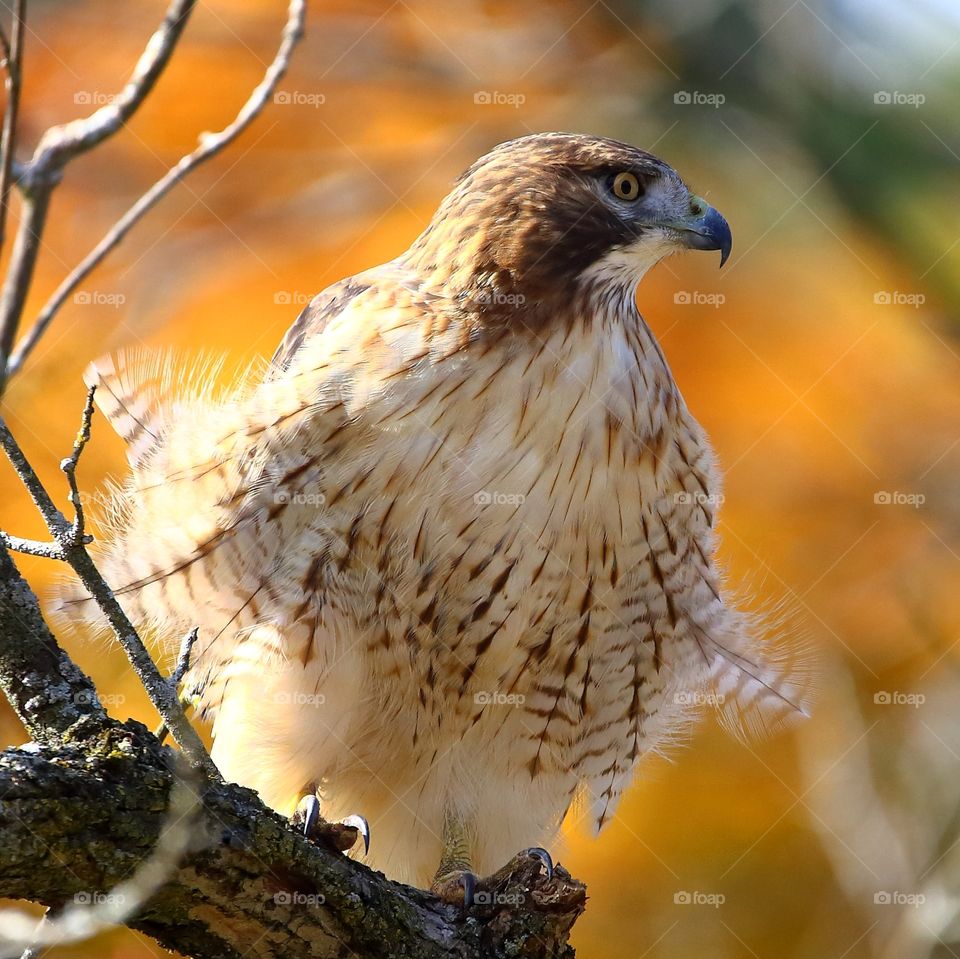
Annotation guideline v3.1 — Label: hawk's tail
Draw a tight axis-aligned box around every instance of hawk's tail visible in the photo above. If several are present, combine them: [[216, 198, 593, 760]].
[[701, 601, 816, 742], [50, 351, 259, 665]]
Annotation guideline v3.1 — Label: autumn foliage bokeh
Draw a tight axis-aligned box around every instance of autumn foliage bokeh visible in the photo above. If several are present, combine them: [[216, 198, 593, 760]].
[[1, 1, 959, 957]]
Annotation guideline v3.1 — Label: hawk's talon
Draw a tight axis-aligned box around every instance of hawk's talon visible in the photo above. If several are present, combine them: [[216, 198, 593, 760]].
[[524, 846, 553, 880], [291, 796, 369, 856], [430, 869, 477, 908], [295, 794, 321, 837], [461, 870, 476, 908], [340, 813, 370, 854]]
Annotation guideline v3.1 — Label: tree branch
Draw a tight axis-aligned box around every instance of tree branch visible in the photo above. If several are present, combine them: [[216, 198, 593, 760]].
[[0, 724, 585, 958], [0, 545, 107, 746], [0, 398, 217, 777], [4, 0, 306, 386], [0, 0, 24, 256], [0, 0, 197, 397]]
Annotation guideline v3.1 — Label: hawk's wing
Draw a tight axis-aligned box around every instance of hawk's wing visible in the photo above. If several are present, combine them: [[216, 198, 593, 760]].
[[268, 277, 372, 377]]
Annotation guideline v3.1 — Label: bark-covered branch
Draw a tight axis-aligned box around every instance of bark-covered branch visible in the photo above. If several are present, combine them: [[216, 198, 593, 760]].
[[0, 717, 585, 958]]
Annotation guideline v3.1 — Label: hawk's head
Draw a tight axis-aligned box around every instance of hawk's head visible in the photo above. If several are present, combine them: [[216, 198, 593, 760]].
[[407, 132, 731, 333]]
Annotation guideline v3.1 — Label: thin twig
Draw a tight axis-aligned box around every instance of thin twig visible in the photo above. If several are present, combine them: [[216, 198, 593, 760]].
[[61, 385, 96, 545], [0, 0, 197, 397], [156, 626, 199, 744], [6, 0, 307, 384], [0, 0, 24, 258], [171, 627, 199, 688], [0, 533, 71, 558], [0, 404, 217, 777]]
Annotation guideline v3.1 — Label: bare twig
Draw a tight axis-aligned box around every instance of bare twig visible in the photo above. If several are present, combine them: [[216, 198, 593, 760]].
[[0, 0, 24, 257], [6, 0, 307, 384], [170, 627, 199, 689], [0, 0, 197, 397], [60, 386, 96, 546], [0, 403, 217, 777], [155, 626, 198, 745]]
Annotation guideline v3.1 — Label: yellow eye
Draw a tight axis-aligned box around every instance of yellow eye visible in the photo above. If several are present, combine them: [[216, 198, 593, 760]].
[[611, 171, 642, 201]]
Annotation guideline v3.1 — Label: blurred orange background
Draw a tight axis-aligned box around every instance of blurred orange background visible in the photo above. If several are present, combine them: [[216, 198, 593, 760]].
[[1, 0, 959, 956]]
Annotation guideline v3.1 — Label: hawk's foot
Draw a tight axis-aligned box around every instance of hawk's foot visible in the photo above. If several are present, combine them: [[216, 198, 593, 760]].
[[430, 868, 477, 907], [292, 794, 370, 855], [431, 847, 554, 908]]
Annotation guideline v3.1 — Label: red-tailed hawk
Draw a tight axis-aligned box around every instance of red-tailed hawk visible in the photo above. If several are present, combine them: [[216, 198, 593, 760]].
[[59, 133, 809, 902]]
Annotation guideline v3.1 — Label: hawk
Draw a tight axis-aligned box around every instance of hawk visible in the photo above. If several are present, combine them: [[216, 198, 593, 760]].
[[58, 133, 809, 901]]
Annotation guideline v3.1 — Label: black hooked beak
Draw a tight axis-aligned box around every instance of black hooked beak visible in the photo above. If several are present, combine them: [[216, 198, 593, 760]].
[[667, 195, 732, 268]]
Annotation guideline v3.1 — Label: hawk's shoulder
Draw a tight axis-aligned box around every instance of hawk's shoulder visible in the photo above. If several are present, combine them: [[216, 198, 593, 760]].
[[268, 276, 372, 376]]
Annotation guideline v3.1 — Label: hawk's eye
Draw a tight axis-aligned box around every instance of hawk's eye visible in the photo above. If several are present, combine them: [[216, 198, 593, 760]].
[[609, 171, 643, 202]]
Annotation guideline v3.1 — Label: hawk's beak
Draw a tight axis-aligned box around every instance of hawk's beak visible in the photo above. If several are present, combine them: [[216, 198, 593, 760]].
[[667, 196, 732, 268]]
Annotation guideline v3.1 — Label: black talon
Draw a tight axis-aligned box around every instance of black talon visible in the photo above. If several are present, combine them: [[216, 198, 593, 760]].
[[460, 871, 476, 908], [301, 795, 320, 837], [526, 846, 553, 880]]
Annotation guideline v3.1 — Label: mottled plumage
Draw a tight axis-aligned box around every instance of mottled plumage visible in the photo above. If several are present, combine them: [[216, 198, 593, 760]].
[[58, 133, 809, 888]]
